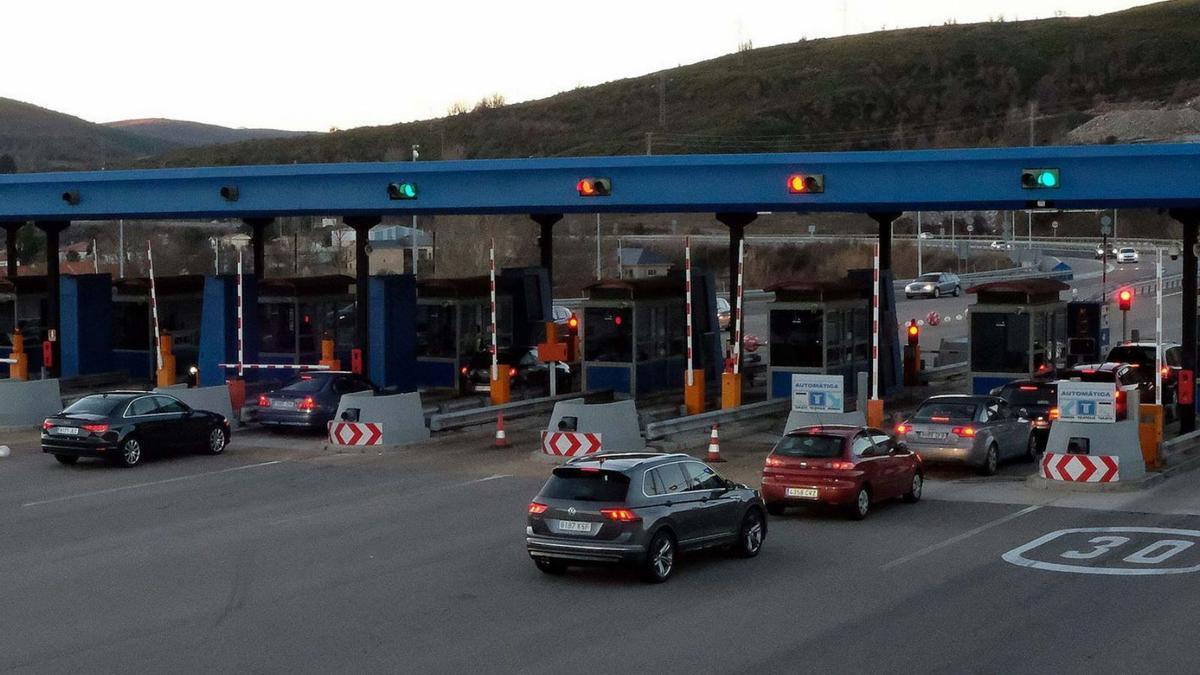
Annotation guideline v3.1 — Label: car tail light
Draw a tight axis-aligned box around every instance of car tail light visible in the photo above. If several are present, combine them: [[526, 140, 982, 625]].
[[895, 423, 910, 435], [1162, 366, 1172, 380], [460, 367, 468, 375], [508, 366, 517, 378], [42, 419, 53, 432], [600, 508, 641, 522], [765, 456, 784, 467], [258, 395, 270, 407], [952, 426, 977, 438], [931, 416, 950, 423], [296, 396, 316, 412], [1019, 385, 1038, 391], [82, 423, 109, 434], [1050, 407, 1060, 420], [528, 502, 548, 515], [828, 461, 856, 471]]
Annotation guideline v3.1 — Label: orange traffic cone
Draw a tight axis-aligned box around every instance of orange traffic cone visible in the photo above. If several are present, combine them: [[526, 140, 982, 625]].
[[495, 412, 509, 448], [706, 424, 725, 462]]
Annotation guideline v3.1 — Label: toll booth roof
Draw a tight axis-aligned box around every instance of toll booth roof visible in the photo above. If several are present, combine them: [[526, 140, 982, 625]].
[[764, 279, 872, 303], [418, 276, 495, 299], [259, 275, 354, 296], [967, 278, 1069, 304], [114, 275, 206, 295], [584, 277, 684, 301]]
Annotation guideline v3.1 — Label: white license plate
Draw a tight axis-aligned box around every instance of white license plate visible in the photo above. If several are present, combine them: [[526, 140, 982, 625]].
[[557, 520, 592, 532], [273, 400, 295, 409], [54, 427, 81, 436], [921, 432, 948, 440], [786, 487, 819, 499]]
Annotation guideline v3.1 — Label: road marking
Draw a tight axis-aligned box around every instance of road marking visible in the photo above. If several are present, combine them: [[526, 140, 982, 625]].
[[0, 445, 9, 458], [881, 505, 1041, 571], [22, 460, 284, 507], [1003, 527, 1200, 576], [464, 473, 512, 484]]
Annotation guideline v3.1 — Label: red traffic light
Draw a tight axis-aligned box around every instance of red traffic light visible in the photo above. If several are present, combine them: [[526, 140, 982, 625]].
[[787, 174, 825, 194], [567, 315, 578, 331], [1117, 288, 1133, 311], [906, 319, 920, 347], [577, 177, 612, 197]]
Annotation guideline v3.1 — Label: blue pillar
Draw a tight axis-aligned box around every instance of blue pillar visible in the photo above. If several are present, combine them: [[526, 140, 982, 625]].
[[369, 274, 417, 391], [60, 274, 113, 377], [198, 275, 259, 385]]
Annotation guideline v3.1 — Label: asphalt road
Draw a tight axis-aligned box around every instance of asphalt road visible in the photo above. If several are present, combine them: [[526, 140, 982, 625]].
[[3, 426, 1200, 674]]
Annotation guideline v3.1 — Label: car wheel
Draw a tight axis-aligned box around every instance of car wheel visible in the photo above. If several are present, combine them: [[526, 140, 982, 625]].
[[117, 437, 143, 468], [849, 486, 871, 520], [54, 454, 78, 466], [933, 288, 940, 299], [205, 426, 227, 455], [979, 444, 999, 476], [765, 502, 786, 516], [1023, 434, 1038, 462], [902, 472, 924, 503], [735, 509, 765, 558], [642, 530, 676, 583], [534, 558, 567, 576], [953, 285, 961, 297]]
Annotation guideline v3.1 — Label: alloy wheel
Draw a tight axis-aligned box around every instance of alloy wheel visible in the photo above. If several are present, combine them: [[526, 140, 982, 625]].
[[122, 439, 142, 466], [209, 428, 226, 454]]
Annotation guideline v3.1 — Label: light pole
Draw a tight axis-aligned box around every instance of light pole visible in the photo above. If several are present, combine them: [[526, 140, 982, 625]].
[[595, 214, 602, 280], [411, 144, 420, 276], [916, 211, 923, 276], [118, 219, 125, 278]]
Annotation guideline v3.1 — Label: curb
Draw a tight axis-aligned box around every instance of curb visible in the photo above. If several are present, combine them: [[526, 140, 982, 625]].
[[1024, 472, 1163, 493]]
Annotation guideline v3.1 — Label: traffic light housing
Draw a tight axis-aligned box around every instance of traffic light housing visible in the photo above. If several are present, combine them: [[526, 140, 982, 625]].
[[787, 174, 825, 194], [1021, 168, 1060, 189], [907, 319, 920, 347], [1117, 288, 1133, 312], [387, 182, 418, 200], [577, 178, 611, 197]]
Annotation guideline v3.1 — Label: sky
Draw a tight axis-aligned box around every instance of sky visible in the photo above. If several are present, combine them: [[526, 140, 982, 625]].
[[4, 0, 1157, 132]]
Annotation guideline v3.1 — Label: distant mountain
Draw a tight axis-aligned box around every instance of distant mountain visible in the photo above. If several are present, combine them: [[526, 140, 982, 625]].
[[103, 118, 313, 152]]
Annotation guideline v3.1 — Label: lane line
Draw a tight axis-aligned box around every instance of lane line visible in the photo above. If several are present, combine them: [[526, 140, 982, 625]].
[[22, 461, 284, 507], [880, 504, 1042, 571], [464, 474, 512, 484]]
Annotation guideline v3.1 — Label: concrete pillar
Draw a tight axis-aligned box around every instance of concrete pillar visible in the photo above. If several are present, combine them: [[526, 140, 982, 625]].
[[36, 220, 69, 378], [345, 216, 381, 377], [1172, 209, 1199, 434], [3, 222, 20, 278], [244, 217, 273, 281], [532, 214, 563, 292]]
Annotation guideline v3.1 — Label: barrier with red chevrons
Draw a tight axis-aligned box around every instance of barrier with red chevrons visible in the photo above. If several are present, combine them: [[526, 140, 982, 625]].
[[328, 422, 384, 446], [540, 431, 602, 457], [1041, 452, 1120, 483]]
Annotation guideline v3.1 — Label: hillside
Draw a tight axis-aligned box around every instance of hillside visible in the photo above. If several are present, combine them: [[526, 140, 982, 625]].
[[104, 118, 313, 153], [0, 97, 163, 171], [150, 0, 1200, 168]]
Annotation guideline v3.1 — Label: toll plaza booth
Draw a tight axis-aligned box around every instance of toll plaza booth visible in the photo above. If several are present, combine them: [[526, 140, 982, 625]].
[[580, 273, 720, 397], [968, 279, 1068, 394], [764, 278, 873, 400], [112, 275, 206, 380], [257, 275, 355, 368], [0, 276, 48, 370], [413, 268, 550, 390]]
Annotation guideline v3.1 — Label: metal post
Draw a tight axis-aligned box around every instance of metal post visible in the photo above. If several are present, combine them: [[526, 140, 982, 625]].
[[1175, 209, 1199, 433], [412, 144, 420, 276], [1027, 211, 1033, 249], [716, 213, 757, 319], [916, 212, 922, 276], [1157, 248, 1163, 406], [345, 216, 381, 377], [3, 223, 19, 278], [148, 241, 162, 373], [595, 214, 602, 280], [685, 237, 694, 386], [92, 239, 98, 274], [36, 220, 68, 378], [733, 238, 745, 375], [872, 242, 880, 400], [489, 238, 498, 382], [118, 219, 125, 278], [236, 248, 244, 378], [531, 214, 563, 292], [245, 217, 272, 281]]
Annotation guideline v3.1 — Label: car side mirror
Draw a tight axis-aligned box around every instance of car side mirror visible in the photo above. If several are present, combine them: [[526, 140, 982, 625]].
[[892, 442, 909, 454]]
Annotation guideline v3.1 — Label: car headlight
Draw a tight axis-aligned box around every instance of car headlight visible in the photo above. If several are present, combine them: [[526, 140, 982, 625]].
[[923, 284, 934, 290]]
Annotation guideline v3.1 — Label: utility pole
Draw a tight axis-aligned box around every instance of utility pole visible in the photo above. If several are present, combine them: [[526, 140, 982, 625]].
[[595, 214, 602, 280], [917, 211, 923, 276], [411, 144, 420, 276], [645, 132, 653, 156], [118, 219, 125, 279]]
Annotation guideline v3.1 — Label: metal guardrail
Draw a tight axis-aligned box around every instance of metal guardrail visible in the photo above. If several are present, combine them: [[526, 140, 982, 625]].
[[1161, 429, 1200, 460], [427, 391, 588, 432], [644, 398, 789, 441], [922, 361, 968, 381]]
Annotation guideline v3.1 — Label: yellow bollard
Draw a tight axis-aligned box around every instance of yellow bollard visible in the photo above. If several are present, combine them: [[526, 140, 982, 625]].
[[684, 369, 706, 416], [866, 399, 885, 429], [721, 372, 742, 410], [490, 365, 511, 406], [1139, 404, 1164, 470], [319, 334, 341, 371], [8, 328, 28, 381], [156, 333, 176, 387]]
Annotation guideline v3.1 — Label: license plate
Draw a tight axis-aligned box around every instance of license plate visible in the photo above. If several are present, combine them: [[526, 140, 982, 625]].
[[921, 432, 948, 440], [557, 520, 592, 532], [786, 487, 819, 499], [273, 400, 295, 409], [54, 426, 81, 436]]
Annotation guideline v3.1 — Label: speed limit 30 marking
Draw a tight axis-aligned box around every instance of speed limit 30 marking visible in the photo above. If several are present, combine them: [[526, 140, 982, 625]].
[[1003, 527, 1200, 576]]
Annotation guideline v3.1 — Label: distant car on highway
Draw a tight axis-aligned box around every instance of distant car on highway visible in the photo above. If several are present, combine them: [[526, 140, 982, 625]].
[[256, 371, 378, 431], [526, 453, 766, 582], [896, 395, 1036, 475], [1116, 247, 1140, 264], [42, 391, 229, 468], [989, 240, 1014, 251], [760, 425, 922, 520], [918, 232, 934, 240], [1095, 244, 1118, 259], [904, 272, 961, 299], [990, 380, 1057, 451]]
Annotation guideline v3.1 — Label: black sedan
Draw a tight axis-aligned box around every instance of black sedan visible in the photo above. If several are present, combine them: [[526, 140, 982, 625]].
[[42, 391, 230, 468], [255, 371, 378, 431]]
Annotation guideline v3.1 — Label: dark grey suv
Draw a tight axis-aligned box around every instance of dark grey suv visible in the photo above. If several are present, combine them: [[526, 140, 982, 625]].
[[526, 453, 767, 583]]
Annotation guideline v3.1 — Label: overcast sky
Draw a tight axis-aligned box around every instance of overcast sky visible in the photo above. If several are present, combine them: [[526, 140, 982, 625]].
[[5, 0, 1154, 132]]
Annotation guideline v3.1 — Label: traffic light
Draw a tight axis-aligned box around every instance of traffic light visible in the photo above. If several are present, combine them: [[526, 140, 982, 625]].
[[387, 182, 418, 200], [787, 174, 825, 194], [1021, 168, 1060, 189], [1117, 288, 1133, 312], [577, 178, 611, 197], [907, 319, 920, 347]]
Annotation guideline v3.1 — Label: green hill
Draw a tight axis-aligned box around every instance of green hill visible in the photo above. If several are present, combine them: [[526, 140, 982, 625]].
[[0, 97, 164, 171], [103, 118, 314, 153], [151, 0, 1200, 168]]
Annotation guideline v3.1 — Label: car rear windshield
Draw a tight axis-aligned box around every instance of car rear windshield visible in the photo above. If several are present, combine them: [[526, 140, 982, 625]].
[[774, 434, 845, 459], [540, 468, 631, 502], [1065, 370, 1116, 383], [62, 395, 126, 416], [1107, 347, 1154, 367], [999, 385, 1056, 406], [280, 375, 329, 393], [913, 401, 978, 422]]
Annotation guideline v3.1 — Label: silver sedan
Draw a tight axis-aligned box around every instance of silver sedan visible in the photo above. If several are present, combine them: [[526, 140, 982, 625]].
[[904, 272, 961, 299], [895, 395, 1036, 475]]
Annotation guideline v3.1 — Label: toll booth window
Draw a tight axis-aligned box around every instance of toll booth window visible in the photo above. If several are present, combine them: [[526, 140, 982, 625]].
[[461, 301, 513, 353], [970, 312, 1030, 373], [294, 302, 324, 354], [160, 300, 201, 351], [770, 309, 823, 368], [112, 301, 150, 350], [416, 304, 455, 358], [584, 307, 632, 363], [259, 304, 297, 354], [852, 308, 870, 361], [826, 310, 846, 367], [635, 306, 674, 361]]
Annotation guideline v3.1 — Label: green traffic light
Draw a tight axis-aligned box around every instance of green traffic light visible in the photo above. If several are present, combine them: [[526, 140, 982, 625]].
[[1021, 168, 1060, 190], [400, 183, 417, 198], [1038, 171, 1057, 188]]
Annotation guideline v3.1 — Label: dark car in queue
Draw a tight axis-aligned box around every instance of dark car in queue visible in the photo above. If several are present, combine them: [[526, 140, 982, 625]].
[[1058, 362, 1148, 418], [1106, 342, 1181, 413], [42, 391, 229, 468], [462, 347, 570, 395], [761, 425, 923, 520], [255, 371, 378, 431], [526, 453, 766, 583], [991, 380, 1057, 451], [896, 395, 1036, 475]]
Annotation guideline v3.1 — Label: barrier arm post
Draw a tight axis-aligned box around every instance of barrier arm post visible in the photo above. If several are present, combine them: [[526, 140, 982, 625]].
[[488, 238, 510, 405], [721, 238, 745, 409], [684, 236, 705, 415]]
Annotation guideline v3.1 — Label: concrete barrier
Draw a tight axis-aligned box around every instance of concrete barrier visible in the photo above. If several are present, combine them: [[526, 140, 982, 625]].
[[0, 379, 63, 427], [1042, 390, 1146, 482], [334, 391, 430, 446], [155, 384, 235, 427], [547, 399, 643, 454]]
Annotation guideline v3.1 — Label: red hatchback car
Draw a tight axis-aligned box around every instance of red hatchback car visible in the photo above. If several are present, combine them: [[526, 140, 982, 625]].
[[761, 425, 923, 520]]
